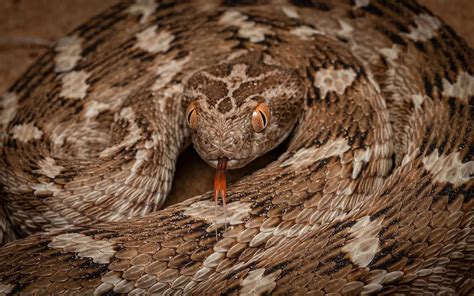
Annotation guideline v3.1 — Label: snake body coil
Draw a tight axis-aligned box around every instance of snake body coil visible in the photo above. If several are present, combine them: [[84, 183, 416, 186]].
[[0, 0, 473, 294]]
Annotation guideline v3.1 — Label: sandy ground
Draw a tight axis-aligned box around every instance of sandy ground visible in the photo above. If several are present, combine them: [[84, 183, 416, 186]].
[[0, 0, 473, 205]]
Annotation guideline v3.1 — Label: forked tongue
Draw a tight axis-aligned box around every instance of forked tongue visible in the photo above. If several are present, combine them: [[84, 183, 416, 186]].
[[214, 157, 228, 238]]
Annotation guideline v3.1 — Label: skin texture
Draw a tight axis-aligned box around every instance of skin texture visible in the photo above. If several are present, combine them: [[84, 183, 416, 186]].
[[184, 60, 304, 169], [0, 0, 473, 295], [0, 1, 472, 206]]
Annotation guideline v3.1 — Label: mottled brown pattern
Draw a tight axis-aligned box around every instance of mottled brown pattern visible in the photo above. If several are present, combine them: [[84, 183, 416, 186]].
[[0, 0, 473, 295], [185, 73, 228, 106]]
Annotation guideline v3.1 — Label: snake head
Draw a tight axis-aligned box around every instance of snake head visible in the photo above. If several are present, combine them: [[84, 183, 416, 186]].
[[183, 61, 305, 169]]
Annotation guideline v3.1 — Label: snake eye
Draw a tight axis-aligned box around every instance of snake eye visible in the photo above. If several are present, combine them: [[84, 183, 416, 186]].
[[186, 103, 198, 129], [251, 102, 271, 133]]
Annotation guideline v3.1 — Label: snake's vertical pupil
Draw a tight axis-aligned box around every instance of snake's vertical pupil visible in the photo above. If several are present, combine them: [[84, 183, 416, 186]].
[[187, 109, 194, 124], [259, 110, 267, 127], [186, 103, 198, 129], [251, 102, 271, 133]]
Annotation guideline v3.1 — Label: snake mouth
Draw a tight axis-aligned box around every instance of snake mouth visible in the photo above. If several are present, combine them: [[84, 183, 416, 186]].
[[208, 158, 246, 169]]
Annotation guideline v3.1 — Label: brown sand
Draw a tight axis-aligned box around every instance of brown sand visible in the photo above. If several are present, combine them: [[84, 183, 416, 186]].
[[0, 0, 472, 205]]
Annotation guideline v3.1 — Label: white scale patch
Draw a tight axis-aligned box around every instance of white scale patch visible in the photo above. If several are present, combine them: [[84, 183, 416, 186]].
[[422, 149, 473, 187], [342, 216, 382, 267], [126, 0, 158, 24], [48, 233, 116, 264], [442, 71, 474, 103], [411, 94, 428, 108], [354, 0, 370, 9], [183, 200, 252, 227], [30, 182, 62, 196], [34, 157, 63, 178], [290, 25, 324, 40], [54, 36, 82, 73], [151, 56, 190, 91], [262, 53, 278, 66], [352, 148, 372, 179], [11, 123, 43, 142], [240, 268, 280, 296], [228, 63, 247, 81], [219, 10, 272, 43], [135, 25, 174, 53], [379, 45, 400, 64], [337, 20, 354, 40], [144, 132, 162, 149], [100, 107, 142, 157], [85, 101, 111, 119], [282, 137, 351, 169], [85, 87, 131, 119], [60, 70, 90, 100], [50, 131, 67, 148], [0, 283, 14, 294], [226, 49, 249, 62], [281, 6, 299, 19], [314, 67, 357, 98], [0, 92, 18, 130], [404, 13, 441, 42]]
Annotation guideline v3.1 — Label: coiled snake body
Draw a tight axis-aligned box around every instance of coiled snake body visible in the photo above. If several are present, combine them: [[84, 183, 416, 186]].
[[0, 0, 473, 294]]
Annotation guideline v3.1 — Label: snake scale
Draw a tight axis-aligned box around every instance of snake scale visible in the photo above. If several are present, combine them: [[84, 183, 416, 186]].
[[0, 0, 473, 294]]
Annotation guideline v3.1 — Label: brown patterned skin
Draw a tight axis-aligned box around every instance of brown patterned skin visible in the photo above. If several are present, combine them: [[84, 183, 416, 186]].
[[0, 0, 473, 295], [184, 60, 305, 169]]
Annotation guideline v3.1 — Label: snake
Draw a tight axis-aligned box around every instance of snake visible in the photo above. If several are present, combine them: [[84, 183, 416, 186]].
[[0, 0, 473, 294]]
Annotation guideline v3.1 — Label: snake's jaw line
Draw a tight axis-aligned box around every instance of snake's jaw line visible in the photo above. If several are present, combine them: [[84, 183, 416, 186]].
[[207, 158, 252, 170]]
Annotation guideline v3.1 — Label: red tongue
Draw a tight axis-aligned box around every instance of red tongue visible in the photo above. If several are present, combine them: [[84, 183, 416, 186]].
[[214, 157, 227, 200], [214, 157, 228, 235]]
